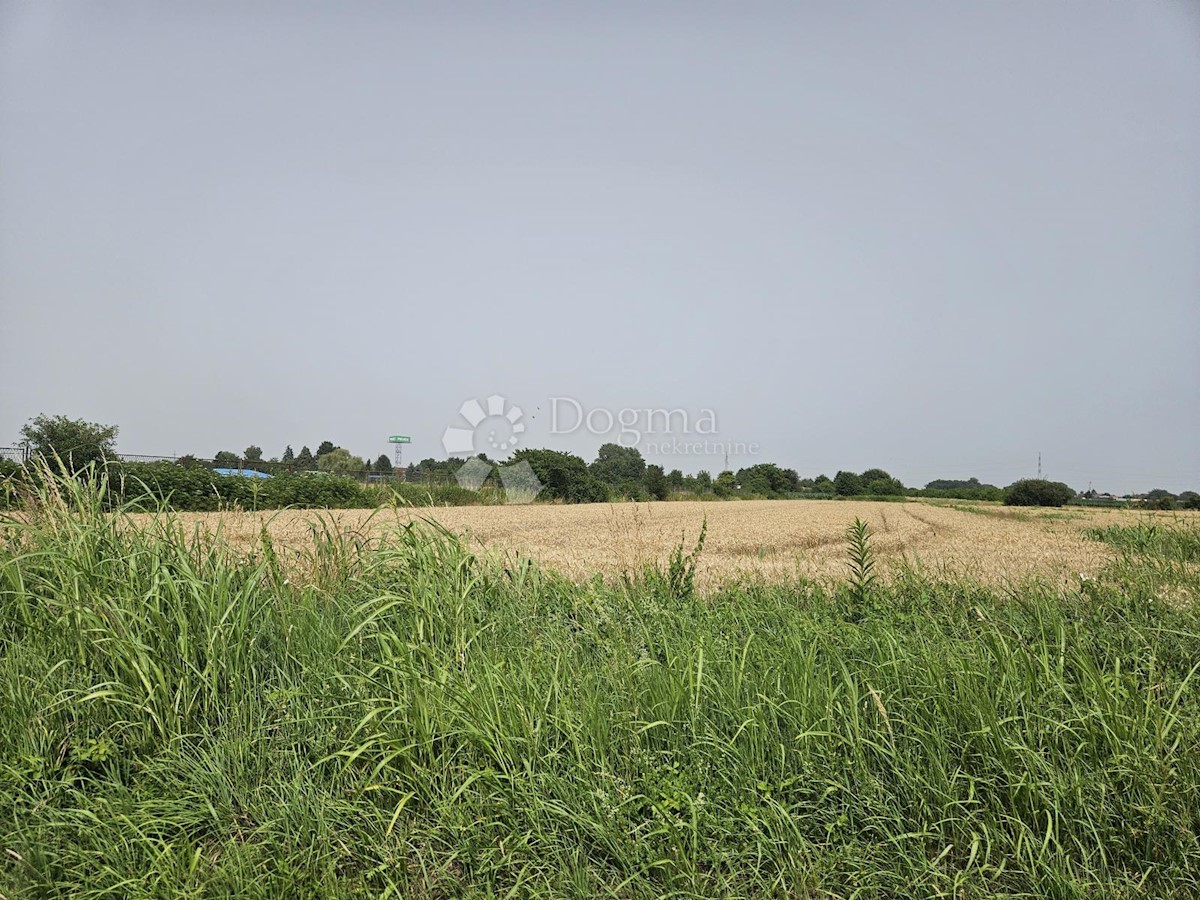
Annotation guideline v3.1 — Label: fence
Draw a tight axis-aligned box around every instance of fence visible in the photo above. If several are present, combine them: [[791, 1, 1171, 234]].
[[0, 446, 30, 463]]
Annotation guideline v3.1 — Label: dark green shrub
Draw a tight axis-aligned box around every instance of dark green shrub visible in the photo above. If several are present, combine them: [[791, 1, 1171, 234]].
[[833, 471, 863, 496], [108, 462, 368, 511], [108, 462, 231, 511], [510, 448, 608, 503], [919, 486, 1005, 502], [565, 475, 610, 504], [734, 463, 801, 498], [866, 477, 906, 496], [713, 471, 737, 497], [611, 479, 648, 501], [262, 474, 369, 509], [644, 465, 668, 500], [1003, 479, 1075, 507]]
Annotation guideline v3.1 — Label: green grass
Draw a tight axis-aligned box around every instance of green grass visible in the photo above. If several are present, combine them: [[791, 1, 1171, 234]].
[[1087, 520, 1200, 564], [378, 481, 504, 507], [1084, 521, 1200, 601], [2, 475, 1199, 897]]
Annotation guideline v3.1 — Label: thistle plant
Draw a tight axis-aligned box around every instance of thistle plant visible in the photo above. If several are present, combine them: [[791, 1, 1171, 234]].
[[665, 518, 707, 601]]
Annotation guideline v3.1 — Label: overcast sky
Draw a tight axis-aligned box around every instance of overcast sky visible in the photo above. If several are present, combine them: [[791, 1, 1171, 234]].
[[2, 1, 1197, 492]]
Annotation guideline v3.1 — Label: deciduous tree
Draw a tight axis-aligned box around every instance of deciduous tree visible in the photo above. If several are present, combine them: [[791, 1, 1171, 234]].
[[644, 464, 668, 500], [833, 471, 863, 496], [714, 470, 736, 497], [590, 443, 646, 485], [317, 448, 367, 476], [511, 448, 606, 502], [21, 414, 118, 472]]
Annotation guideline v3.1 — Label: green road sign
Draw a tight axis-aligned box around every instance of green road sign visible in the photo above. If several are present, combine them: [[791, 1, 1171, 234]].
[[388, 435, 412, 443]]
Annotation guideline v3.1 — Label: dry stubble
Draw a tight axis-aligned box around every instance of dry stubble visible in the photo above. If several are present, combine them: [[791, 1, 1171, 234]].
[[155, 500, 1192, 589]]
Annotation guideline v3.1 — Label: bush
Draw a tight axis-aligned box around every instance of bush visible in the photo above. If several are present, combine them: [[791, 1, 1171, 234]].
[[385, 482, 495, 507], [644, 465, 668, 501], [262, 473, 370, 509], [510, 448, 608, 503], [564, 475, 610, 504], [734, 463, 801, 498], [713, 471, 737, 498], [833, 471, 864, 496], [610, 479, 648, 501], [866, 477, 907, 496], [1003, 479, 1075, 508], [918, 486, 1005, 502], [108, 462, 369, 511]]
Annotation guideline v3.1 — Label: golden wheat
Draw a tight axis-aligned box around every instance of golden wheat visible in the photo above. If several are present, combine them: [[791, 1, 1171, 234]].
[[154, 500, 1197, 588]]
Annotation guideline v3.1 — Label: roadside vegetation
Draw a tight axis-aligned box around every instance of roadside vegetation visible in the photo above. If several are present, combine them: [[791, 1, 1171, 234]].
[[1, 470, 1198, 897]]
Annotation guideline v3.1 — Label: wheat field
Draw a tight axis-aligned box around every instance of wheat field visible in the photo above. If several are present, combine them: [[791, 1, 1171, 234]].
[[161, 499, 1195, 588]]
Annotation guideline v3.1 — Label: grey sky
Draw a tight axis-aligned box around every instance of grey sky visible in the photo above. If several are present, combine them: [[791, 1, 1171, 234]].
[[2, 1, 1197, 492]]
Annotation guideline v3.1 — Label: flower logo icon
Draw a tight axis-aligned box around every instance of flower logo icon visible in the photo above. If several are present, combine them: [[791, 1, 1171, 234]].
[[442, 394, 525, 456], [441, 394, 541, 504]]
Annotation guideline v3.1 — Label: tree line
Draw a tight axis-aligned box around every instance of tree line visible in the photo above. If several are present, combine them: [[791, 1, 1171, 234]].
[[8, 414, 1199, 509], [206, 441, 394, 477]]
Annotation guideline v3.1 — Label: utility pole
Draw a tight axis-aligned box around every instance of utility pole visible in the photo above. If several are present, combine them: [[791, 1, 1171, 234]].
[[1037, 452, 1042, 480]]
